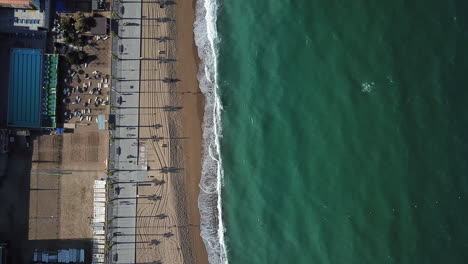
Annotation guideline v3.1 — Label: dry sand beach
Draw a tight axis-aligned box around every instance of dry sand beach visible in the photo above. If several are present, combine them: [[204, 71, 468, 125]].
[[135, 0, 208, 263]]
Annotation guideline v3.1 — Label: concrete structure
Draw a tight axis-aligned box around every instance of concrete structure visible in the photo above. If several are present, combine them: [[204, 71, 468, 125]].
[[33, 249, 85, 263], [0, 0, 39, 9], [12, 8, 48, 30], [0, 0, 51, 33], [106, 0, 145, 262], [0, 243, 6, 264], [0, 130, 8, 153], [90, 17, 107, 35], [91, 0, 104, 11], [92, 180, 106, 264]]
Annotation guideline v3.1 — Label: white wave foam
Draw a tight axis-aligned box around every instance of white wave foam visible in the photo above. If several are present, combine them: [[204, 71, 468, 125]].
[[194, 0, 228, 262], [361, 81, 375, 93]]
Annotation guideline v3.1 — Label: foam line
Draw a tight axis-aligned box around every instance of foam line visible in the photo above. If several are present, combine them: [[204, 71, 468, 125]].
[[194, 0, 228, 262]]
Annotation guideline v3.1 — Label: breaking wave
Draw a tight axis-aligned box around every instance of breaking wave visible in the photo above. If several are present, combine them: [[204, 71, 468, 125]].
[[194, 0, 228, 263]]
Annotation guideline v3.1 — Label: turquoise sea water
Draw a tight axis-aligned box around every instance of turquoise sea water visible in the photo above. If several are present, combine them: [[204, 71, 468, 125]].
[[214, 0, 468, 263]]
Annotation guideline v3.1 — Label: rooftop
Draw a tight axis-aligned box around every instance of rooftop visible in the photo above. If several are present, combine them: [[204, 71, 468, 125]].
[[12, 8, 47, 31], [0, 0, 32, 8], [0, 0, 50, 33], [90, 17, 107, 35]]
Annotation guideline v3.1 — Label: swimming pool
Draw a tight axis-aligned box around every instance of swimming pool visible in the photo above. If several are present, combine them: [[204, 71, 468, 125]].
[[7, 48, 43, 128]]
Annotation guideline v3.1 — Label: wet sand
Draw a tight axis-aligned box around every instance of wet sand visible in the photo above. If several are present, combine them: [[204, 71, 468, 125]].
[[175, 0, 209, 262]]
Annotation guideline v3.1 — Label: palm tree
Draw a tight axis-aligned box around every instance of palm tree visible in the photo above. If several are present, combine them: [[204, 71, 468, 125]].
[[111, 11, 121, 19], [110, 31, 120, 39], [111, 53, 120, 61]]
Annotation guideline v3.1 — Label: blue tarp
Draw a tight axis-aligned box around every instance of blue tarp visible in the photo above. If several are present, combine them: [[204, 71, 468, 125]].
[[97, 115, 105, 130]]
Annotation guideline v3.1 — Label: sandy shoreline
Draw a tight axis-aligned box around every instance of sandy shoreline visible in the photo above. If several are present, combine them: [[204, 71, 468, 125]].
[[134, 0, 208, 262], [174, 0, 209, 262]]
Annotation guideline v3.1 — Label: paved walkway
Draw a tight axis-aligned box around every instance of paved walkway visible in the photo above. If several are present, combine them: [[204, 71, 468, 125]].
[[106, 0, 148, 263]]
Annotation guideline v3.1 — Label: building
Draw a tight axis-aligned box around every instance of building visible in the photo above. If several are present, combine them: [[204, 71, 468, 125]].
[[0, 7, 50, 33], [0, 0, 39, 9], [55, 0, 91, 13], [91, 0, 105, 11], [7, 48, 58, 129], [33, 249, 85, 263], [0, 0, 51, 33], [90, 17, 107, 35], [10, 8, 49, 31], [0, 130, 8, 153], [0, 243, 6, 264]]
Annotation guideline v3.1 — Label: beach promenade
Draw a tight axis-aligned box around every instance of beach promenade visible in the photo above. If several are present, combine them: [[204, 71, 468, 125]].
[[107, 0, 144, 262], [107, 0, 207, 263]]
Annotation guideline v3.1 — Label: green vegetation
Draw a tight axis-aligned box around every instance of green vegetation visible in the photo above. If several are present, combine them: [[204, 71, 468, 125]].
[[64, 50, 87, 65], [111, 11, 120, 18], [63, 32, 87, 47], [73, 12, 85, 21], [60, 14, 94, 47], [110, 31, 120, 39], [75, 16, 96, 33], [60, 16, 75, 31]]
